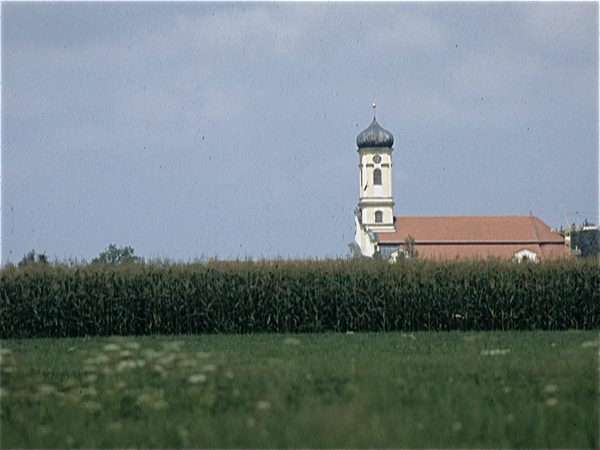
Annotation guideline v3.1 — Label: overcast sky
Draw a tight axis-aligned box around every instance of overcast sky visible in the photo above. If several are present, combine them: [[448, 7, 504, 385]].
[[2, 2, 598, 264]]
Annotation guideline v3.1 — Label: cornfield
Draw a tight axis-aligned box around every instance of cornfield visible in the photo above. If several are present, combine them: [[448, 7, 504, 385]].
[[1, 258, 598, 338]]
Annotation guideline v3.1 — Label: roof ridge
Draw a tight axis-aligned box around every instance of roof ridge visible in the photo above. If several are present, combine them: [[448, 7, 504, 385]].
[[393, 214, 541, 219], [529, 215, 541, 243]]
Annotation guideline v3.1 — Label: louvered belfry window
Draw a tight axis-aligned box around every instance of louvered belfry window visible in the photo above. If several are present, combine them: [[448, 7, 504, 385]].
[[373, 168, 382, 185]]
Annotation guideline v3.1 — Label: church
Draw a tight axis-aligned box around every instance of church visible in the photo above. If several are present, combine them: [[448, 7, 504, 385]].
[[351, 105, 567, 261]]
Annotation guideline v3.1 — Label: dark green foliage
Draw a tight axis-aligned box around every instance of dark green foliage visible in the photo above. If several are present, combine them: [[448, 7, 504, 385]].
[[17, 250, 49, 268], [571, 228, 600, 257], [1, 259, 598, 338], [403, 235, 419, 259], [92, 244, 143, 265]]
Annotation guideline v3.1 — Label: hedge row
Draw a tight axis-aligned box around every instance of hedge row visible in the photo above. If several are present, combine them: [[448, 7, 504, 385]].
[[1, 258, 598, 338]]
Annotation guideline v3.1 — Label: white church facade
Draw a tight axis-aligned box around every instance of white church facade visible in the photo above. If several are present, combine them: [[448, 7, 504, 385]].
[[351, 106, 567, 261]]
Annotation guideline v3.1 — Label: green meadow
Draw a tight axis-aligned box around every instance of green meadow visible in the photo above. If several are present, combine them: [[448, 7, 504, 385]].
[[1, 331, 598, 448]]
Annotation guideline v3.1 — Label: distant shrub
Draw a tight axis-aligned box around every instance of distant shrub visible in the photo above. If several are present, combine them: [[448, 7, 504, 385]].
[[92, 244, 143, 265], [17, 250, 49, 268]]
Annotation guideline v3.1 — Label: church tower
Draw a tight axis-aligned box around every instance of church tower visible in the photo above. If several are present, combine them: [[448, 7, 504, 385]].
[[352, 104, 396, 257], [356, 104, 395, 232]]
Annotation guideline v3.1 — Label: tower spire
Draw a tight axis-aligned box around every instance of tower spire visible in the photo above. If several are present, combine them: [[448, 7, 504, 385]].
[[373, 103, 376, 119]]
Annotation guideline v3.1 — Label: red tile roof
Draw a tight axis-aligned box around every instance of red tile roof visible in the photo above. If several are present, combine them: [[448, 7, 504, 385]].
[[377, 215, 566, 260]]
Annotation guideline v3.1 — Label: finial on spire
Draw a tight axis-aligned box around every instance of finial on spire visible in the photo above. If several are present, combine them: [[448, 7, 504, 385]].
[[372, 103, 376, 119]]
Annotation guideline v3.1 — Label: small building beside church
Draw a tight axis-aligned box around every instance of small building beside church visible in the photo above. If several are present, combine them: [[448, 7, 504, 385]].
[[352, 106, 567, 262]]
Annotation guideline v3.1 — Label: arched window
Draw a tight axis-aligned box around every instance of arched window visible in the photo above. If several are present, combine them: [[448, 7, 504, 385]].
[[373, 168, 382, 185], [375, 211, 383, 223]]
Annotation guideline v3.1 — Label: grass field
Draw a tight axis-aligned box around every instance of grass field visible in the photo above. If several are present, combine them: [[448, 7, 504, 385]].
[[1, 331, 598, 448]]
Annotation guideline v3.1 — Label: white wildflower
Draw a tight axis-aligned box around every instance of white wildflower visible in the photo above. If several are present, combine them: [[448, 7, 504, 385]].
[[83, 401, 102, 412], [124, 341, 141, 350], [188, 374, 207, 384], [116, 360, 137, 372], [481, 349, 510, 356], [103, 343, 121, 352], [543, 384, 558, 394], [256, 400, 271, 410], [84, 374, 97, 384], [545, 397, 559, 407], [80, 387, 98, 397], [196, 351, 211, 359], [581, 340, 599, 348], [202, 364, 216, 372], [178, 427, 191, 446], [162, 342, 183, 352], [136, 393, 152, 405], [143, 349, 161, 359], [152, 399, 169, 410], [93, 354, 111, 364], [284, 337, 300, 345], [38, 384, 57, 395], [158, 354, 176, 366], [38, 425, 52, 435]]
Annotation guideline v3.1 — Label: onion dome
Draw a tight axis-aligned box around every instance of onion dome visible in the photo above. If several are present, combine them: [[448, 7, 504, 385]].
[[356, 105, 394, 148]]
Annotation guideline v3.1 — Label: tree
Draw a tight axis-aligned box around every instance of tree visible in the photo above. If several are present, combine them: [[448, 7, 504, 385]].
[[390, 235, 419, 262], [18, 250, 49, 268], [92, 244, 143, 265], [571, 223, 599, 258], [403, 235, 419, 259]]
